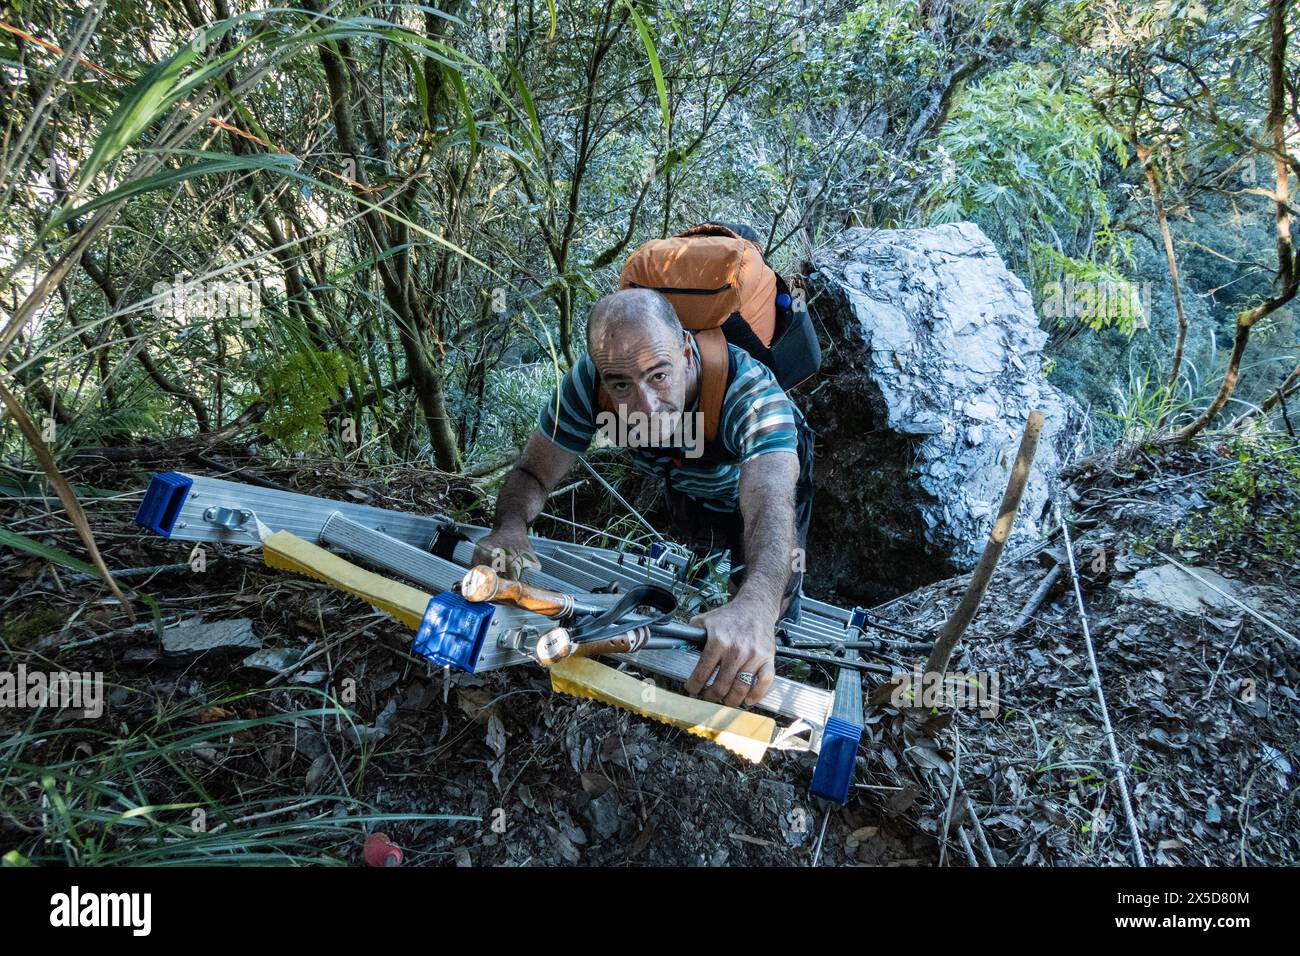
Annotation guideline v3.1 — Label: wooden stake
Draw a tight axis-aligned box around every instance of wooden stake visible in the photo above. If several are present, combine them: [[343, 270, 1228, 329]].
[[926, 411, 1045, 675]]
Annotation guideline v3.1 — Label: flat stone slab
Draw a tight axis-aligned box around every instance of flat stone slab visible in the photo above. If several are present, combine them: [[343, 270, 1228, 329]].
[[161, 618, 261, 655], [1116, 564, 1254, 616]]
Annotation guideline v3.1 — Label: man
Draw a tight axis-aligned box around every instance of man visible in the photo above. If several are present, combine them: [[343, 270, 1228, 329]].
[[473, 287, 814, 707]]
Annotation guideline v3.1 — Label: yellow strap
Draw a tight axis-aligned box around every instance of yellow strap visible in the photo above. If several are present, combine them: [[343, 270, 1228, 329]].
[[261, 530, 776, 763], [549, 656, 775, 763], [261, 530, 432, 630]]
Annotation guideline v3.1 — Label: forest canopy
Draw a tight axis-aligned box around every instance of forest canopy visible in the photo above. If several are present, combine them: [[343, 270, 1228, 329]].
[[1, 0, 1296, 475]]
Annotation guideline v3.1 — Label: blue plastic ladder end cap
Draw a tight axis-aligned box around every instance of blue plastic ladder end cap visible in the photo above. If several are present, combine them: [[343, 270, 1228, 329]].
[[134, 472, 193, 538], [811, 715, 863, 805], [413, 592, 494, 672], [848, 607, 867, 632]]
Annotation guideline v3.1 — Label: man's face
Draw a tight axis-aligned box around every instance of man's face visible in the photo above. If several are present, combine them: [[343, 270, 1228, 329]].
[[590, 316, 691, 446]]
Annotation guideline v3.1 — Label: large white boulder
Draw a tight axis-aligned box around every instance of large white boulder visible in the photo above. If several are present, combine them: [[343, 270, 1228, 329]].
[[802, 222, 1085, 602]]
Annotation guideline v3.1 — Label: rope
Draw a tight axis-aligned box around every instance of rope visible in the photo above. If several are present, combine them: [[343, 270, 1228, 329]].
[[576, 455, 664, 542], [1055, 501, 1148, 867]]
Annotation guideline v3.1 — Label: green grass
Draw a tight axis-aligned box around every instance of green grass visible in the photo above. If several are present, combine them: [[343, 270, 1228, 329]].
[[1100, 366, 1194, 439], [0, 686, 475, 866]]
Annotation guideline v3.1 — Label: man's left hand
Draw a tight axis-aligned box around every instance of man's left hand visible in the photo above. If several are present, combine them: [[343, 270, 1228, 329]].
[[684, 596, 777, 707]]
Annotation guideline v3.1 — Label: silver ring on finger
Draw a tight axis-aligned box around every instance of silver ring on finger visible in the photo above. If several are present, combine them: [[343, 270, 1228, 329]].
[[736, 672, 756, 686]]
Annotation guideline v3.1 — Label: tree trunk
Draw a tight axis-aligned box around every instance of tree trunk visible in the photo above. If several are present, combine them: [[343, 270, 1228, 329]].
[[1136, 145, 1188, 404], [305, 0, 461, 470], [1176, 0, 1296, 441]]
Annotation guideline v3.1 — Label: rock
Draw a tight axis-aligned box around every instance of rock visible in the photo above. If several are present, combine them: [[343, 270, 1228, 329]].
[[1116, 564, 1256, 616], [243, 646, 326, 684], [161, 618, 260, 655], [547, 826, 581, 863], [804, 223, 1085, 602], [586, 790, 622, 841], [242, 646, 307, 672]]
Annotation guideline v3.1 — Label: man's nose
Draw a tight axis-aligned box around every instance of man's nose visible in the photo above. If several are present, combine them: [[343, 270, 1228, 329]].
[[632, 385, 662, 416]]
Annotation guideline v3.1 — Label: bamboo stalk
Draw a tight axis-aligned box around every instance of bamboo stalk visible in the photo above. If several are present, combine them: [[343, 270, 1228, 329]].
[[926, 411, 1044, 675]]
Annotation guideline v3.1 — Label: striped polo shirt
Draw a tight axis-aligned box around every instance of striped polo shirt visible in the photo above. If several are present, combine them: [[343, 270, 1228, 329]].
[[537, 336, 800, 512]]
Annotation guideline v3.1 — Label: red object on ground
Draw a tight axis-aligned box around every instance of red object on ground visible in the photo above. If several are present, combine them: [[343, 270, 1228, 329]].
[[364, 831, 403, 867]]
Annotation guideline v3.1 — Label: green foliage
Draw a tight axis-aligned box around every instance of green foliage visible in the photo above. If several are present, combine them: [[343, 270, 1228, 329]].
[[0, 527, 161, 623], [253, 350, 352, 452], [0, 688, 474, 864], [675, 548, 732, 615], [1099, 365, 1193, 439], [3, 0, 1296, 472], [1177, 436, 1300, 564], [458, 360, 555, 468], [1033, 244, 1150, 337], [925, 62, 1126, 277], [800, 0, 945, 110], [74, 15, 256, 190], [72, 401, 166, 447]]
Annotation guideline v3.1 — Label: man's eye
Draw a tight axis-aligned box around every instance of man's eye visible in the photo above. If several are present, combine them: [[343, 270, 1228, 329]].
[[652, 373, 667, 383], [611, 383, 628, 392]]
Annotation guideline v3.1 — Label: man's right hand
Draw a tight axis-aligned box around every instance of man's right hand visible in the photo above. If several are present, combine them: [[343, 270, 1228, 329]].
[[471, 431, 577, 579], [471, 529, 541, 580]]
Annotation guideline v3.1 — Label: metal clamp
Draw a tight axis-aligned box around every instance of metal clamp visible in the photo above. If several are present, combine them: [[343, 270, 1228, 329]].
[[203, 506, 254, 532]]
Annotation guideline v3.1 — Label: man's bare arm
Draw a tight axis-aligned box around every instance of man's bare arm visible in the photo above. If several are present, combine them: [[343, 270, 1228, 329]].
[[733, 450, 800, 618], [684, 450, 799, 706], [472, 429, 577, 575], [492, 430, 577, 532]]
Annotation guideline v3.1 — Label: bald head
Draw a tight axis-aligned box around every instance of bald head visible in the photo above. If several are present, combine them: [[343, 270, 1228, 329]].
[[586, 288, 684, 355], [584, 288, 695, 423]]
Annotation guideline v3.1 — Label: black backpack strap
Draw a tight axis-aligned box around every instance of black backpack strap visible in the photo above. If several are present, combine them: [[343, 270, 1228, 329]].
[[721, 311, 776, 372]]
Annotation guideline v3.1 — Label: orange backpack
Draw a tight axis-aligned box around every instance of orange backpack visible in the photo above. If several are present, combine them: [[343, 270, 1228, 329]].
[[598, 222, 821, 455]]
